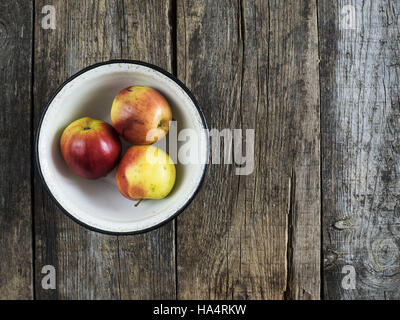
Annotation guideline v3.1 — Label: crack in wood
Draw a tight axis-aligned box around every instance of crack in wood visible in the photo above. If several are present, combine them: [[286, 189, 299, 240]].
[[284, 169, 295, 300]]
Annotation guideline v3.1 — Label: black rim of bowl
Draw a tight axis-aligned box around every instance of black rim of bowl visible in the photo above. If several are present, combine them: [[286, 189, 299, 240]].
[[35, 59, 210, 235]]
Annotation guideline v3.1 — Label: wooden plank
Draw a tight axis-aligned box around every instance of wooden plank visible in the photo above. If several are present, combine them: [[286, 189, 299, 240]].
[[34, 0, 175, 300], [319, 0, 400, 299], [176, 0, 245, 299], [116, 0, 176, 300], [34, 0, 123, 300], [268, 0, 321, 300], [176, 0, 320, 299], [0, 0, 33, 300]]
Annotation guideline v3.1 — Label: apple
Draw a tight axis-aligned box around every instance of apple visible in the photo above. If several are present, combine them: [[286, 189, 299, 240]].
[[111, 86, 172, 145], [116, 145, 176, 200], [60, 117, 121, 179]]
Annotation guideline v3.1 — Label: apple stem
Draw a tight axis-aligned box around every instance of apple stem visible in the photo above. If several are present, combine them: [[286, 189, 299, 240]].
[[134, 199, 143, 207]]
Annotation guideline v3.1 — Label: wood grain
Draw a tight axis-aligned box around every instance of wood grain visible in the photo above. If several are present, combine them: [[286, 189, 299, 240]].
[[176, 0, 244, 299], [176, 0, 320, 299], [8, 0, 400, 300], [0, 0, 33, 300], [319, 0, 400, 299], [117, 0, 176, 300], [34, 0, 123, 300], [34, 0, 175, 299], [268, 0, 321, 300]]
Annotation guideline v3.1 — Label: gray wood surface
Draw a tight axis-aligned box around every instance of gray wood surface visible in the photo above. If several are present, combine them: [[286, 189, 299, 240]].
[[1, 0, 399, 300], [0, 0, 33, 300], [268, 0, 321, 299], [176, 0, 320, 299], [33, 0, 175, 299], [319, 0, 400, 299], [34, 0, 123, 300]]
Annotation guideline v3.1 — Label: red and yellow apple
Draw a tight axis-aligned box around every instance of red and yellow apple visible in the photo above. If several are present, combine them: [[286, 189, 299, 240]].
[[60, 117, 121, 179], [116, 145, 176, 200], [111, 86, 172, 145]]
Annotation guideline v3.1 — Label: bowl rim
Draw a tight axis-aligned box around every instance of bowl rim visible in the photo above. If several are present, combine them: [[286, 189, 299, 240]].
[[35, 59, 209, 235]]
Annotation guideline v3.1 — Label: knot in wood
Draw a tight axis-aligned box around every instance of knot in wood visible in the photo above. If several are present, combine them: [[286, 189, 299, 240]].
[[324, 250, 339, 269], [333, 217, 357, 230], [370, 238, 399, 272]]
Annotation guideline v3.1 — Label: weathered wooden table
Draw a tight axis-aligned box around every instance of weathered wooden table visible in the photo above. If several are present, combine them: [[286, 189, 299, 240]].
[[0, 0, 399, 300]]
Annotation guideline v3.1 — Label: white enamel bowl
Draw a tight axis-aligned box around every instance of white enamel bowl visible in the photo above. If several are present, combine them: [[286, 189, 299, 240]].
[[36, 61, 209, 234]]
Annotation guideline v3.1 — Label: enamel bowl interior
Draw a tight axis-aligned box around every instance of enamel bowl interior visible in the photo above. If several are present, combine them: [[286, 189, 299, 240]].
[[37, 62, 208, 234]]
